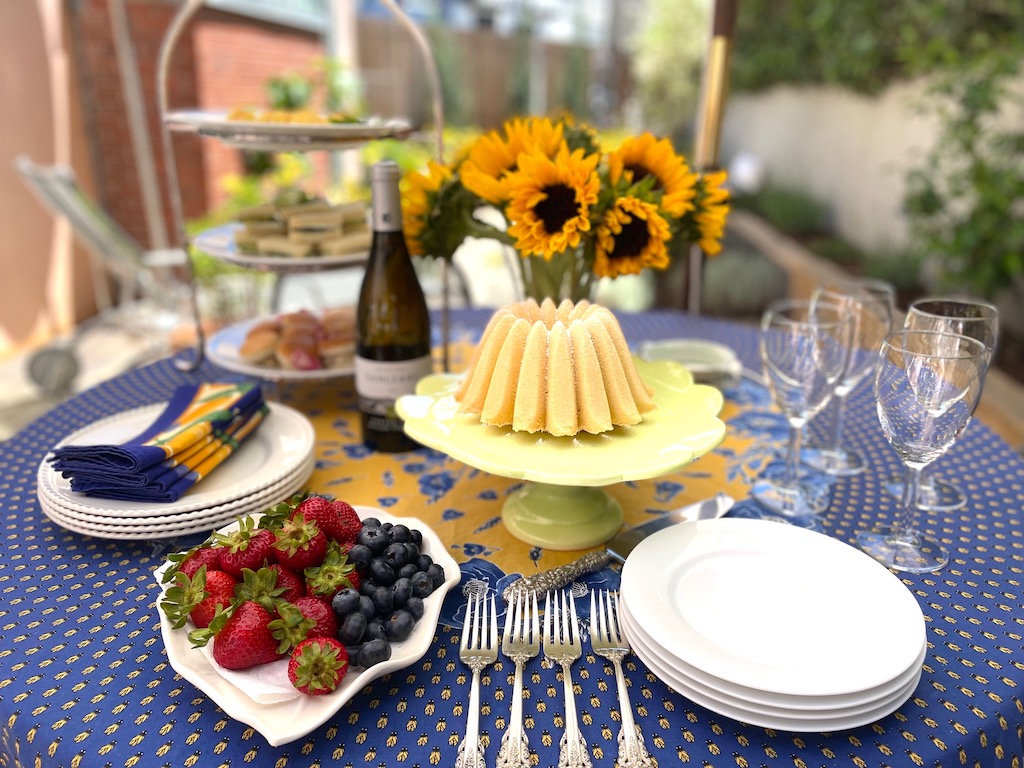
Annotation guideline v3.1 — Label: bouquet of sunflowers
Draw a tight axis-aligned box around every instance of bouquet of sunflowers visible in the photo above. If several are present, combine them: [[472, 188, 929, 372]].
[[401, 115, 730, 302]]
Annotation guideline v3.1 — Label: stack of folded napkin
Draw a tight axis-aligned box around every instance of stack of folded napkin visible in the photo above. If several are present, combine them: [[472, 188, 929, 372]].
[[49, 382, 268, 503]]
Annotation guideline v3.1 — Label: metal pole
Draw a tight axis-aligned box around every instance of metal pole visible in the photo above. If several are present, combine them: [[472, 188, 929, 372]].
[[688, 0, 737, 315]]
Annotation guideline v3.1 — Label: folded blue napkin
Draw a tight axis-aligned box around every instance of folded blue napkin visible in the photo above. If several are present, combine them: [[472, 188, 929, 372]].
[[49, 382, 267, 503]]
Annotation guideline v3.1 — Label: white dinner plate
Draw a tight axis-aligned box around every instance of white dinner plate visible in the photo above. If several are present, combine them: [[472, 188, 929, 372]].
[[621, 518, 926, 698], [38, 402, 315, 515], [39, 460, 313, 540], [636, 338, 744, 386], [192, 223, 369, 272], [154, 506, 461, 746], [41, 453, 315, 527], [207, 317, 355, 382], [623, 600, 923, 732], [39, 454, 315, 537], [166, 109, 413, 151], [619, 598, 925, 715]]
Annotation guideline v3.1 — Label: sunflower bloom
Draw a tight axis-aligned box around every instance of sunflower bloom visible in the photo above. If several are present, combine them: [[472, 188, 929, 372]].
[[401, 160, 452, 256], [594, 196, 672, 278], [608, 133, 697, 218], [695, 169, 731, 255], [505, 146, 600, 259], [460, 117, 564, 205]]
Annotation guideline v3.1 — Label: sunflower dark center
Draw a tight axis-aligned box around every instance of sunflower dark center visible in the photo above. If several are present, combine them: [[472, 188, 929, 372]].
[[625, 163, 662, 191], [534, 184, 577, 233], [610, 215, 650, 260]]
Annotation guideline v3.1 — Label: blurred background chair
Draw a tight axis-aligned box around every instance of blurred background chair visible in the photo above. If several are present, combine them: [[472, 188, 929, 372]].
[[15, 153, 195, 395]]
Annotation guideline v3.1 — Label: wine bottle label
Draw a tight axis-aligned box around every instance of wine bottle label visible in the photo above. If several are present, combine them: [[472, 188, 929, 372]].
[[354, 355, 433, 403]]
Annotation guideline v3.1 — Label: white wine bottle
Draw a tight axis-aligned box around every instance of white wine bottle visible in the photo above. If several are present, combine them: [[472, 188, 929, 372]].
[[355, 160, 433, 452]]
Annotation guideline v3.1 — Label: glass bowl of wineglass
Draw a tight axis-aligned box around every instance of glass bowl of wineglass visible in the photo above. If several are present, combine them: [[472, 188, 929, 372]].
[[858, 329, 988, 573], [752, 298, 852, 519], [884, 297, 998, 511]]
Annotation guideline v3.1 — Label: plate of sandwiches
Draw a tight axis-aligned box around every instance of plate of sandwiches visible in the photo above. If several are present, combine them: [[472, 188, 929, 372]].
[[206, 307, 356, 381], [192, 199, 371, 271]]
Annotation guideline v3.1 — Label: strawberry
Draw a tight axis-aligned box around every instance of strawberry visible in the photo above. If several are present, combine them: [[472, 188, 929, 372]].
[[330, 500, 362, 544], [190, 569, 239, 629], [287, 637, 349, 695], [274, 514, 328, 572], [293, 596, 337, 639], [215, 517, 277, 578], [305, 540, 359, 601], [269, 596, 337, 652], [212, 600, 284, 670], [159, 564, 237, 630], [268, 563, 306, 602], [293, 495, 346, 543], [175, 545, 223, 580]]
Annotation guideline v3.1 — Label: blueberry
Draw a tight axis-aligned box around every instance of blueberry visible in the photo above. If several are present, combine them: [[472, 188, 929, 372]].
[[405, 596, 425, 620], [369, 558, 396, 587], [380, 522, 393, 533], [398, 563, 418, 580], [338, 611, 367, 645], [358, 638, 392, 668], [347, 543, 372, 571], [357, 526, 389, 555], [359, 579, 377, 597], [409, 528, 423, 546], [426, 563, 446, 588], [361, 517, 381, 528], [385, 609, 415, 642], [389, 524, 411, 543], [331, 587, 360, 619], [364, 619, 387, 642], [371, 585, 394, 615], [391, 577, 413, 607], [403, 542, 420, 561], [358, 594, 376, 619], [415, 553, 434, 572], [383, 542, 409, 569], [410, 570, 434, 598]]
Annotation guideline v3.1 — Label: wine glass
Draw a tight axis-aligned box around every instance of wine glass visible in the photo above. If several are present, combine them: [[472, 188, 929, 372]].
[[803, 278, 896, 476], [857, 329, 987, 573], [752, 298, 852, 518], [884, 297, 999, 510]]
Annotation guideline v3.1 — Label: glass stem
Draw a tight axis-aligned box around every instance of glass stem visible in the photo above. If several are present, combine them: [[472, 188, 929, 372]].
[[785, 423, 803, 489], [828, 392, 847, 453], [895, 465, 923, 544]]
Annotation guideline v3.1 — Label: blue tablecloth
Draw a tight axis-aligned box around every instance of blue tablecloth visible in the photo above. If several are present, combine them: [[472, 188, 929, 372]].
[[1, 308, 1022, 768]]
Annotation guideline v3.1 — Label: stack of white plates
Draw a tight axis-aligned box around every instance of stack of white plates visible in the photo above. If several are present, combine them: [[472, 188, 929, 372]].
[[37, 402, 316, 540], [620, 518, 926, 731]]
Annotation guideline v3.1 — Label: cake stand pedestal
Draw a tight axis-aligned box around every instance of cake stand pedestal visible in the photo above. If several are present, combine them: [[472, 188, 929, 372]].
[[396, 359, 727, 551]]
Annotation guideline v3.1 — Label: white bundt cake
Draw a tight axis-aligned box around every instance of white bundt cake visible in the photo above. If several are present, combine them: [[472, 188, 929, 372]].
[[454, 298, 656, 436]]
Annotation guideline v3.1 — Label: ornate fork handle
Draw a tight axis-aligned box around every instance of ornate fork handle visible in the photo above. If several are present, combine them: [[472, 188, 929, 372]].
[[455, 660, 487, 768], [556, 659, 592, 768], [496, 653, 531, 768], [606, 650, 655, 768]]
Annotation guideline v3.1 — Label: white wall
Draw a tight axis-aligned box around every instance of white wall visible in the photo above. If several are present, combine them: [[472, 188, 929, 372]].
[[720, 80, 939, 256]]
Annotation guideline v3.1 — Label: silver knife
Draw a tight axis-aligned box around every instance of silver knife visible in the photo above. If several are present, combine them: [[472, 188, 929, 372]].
[[501, 492, 735, 601]]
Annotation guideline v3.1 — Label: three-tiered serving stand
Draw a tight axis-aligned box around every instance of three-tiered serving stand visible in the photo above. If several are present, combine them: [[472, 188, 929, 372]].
[[155, 0, 452, 377]]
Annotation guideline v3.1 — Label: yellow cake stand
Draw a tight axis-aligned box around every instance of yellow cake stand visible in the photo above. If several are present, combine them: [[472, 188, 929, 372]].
[[396, 359, 726, 551]]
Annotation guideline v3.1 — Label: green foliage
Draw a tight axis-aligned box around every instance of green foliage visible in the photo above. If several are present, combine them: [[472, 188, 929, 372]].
[[903, 54, 1024, 299], [733, 186, 828, 238], [266, 73, 313, 110], [627, 0, 708, 137], [732, 0, 1024, 94]]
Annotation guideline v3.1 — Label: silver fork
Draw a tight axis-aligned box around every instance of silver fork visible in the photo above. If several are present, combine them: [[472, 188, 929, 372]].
[[456, 592, 499, 768], [590, 590, 655, 767], [497, 590, 539, 768], [543, 590, 591, 768]]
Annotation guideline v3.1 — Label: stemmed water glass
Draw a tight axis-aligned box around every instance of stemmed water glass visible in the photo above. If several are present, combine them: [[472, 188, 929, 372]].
[[857, 329, 988, 572], [752, 298, 852, 518], [884, 297, 999, 510], [803, 278, 896, 476]]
